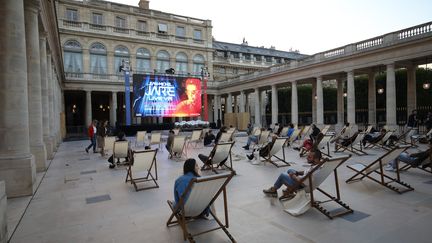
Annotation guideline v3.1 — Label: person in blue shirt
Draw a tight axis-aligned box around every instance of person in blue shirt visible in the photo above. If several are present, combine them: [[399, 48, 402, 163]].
[[174, 158, 201, 205], [286, 123, 295, 137]]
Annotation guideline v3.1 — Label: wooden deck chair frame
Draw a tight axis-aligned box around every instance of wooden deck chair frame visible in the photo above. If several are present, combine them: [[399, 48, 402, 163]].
[[394, 128, 415, 146], [261, 137, 291, 167], [135, 131, 147, 147], [104, 136, 116, 156], [125, 149, 158, 191], [411, 128, 432, 145], [113, 140, 130, 165], [170, 135, 188, 160], [150, 131, 162, 149], [283, 155, 353, 219], [364, 131, 394, 150], [346, 146, 414, 194], [188, 130, 203, 148], [166, 172, 236, 243], [398, 149, 432, 174], [299, 125, 311, 140], [335, 132, 368, 156], [203, 142, 236, 174]]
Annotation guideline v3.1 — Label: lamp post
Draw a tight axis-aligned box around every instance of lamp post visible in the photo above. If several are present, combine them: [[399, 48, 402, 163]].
[[201, 67, 210, 121], [120, 59, 131, 126]]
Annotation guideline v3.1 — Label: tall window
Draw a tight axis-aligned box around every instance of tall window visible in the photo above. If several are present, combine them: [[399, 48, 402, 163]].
[[114, 45, 130, 75], [193, 29, 202, 40], [89, 42, 107, 79], [176, 26, 185, 38], [136, 48, 151, 74], [66, 9, 78, 21], [63, 40, 83, 77], [115, 16, 127, 28], [156, 50, 170, 73], [175, 52, 188, 75], [193, 54, 205, 75], [137, 20, 147, 31], [92, 13, 103, 25]]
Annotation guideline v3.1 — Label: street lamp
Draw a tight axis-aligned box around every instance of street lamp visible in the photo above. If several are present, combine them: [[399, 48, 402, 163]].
[[120, 59, 132, 126], [201, 66, 210, 121]]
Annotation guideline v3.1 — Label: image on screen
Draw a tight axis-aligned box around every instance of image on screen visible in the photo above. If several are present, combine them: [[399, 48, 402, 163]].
[[133, 74, 201, 117]]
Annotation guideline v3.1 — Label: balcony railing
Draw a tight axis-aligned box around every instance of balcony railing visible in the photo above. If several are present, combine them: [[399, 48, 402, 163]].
[[89, 24, 106, 31], [63, 20, 81, 28]]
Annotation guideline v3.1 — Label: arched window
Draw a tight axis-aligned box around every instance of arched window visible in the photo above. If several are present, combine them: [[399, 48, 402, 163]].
[[114, 45, 130, 74], [193, 54, 205, 75], [136, 48, 151, 74], [175, 52, 188, 75], [156, 50, 170, 73], [63, 40, 83, 77], [89, 42, 107, 79]]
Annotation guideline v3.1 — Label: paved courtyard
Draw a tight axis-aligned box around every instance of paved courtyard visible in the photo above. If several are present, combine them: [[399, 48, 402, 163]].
[[6, 134, 432, 243]]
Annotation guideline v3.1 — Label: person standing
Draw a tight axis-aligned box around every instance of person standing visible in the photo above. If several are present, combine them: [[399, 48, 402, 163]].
[[407, 110, 418, 129], [86, 120, 98, 153], [98, 120, 108, 156]]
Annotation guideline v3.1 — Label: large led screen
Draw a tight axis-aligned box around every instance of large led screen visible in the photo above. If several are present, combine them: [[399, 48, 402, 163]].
[[133, 74, 201, 117]]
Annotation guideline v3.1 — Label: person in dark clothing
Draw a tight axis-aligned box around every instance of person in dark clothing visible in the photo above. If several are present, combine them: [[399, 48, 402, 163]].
[[198, 145, 228, 169], [425, 111, 432, 131], [108, 131, 132, 169], [362, 128, 387, 146], [407, 110, 418, 128], [203, 130, 216, 146], [310, 124, 321, 142], [166, 130, 175, 151], [214, 126, 227, 144], [246, 134, 277, 160]]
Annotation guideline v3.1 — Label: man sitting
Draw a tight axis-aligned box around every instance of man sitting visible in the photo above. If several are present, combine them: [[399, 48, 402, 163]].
[[246, 134, 277, 161], [203, 130, 216, 147], [243, 127, 265, 150], [385, 140, 432, 171], [362, 128, 386, 146], [263, 149, 322, 200]]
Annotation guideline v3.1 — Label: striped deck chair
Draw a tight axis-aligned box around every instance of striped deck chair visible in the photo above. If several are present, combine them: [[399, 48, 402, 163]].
[[286, 128, 301, 147], [170, 135, 187, 160], [282, 155, 353, 219], [346, 145, 414, 194], [261, 137, 291, 167], [166, 172, 235, 243], [125, 149, 158, 191], [187, 130, 202, 148], [203, 142, 236, 174], [149, 131, 162, 149], [135, 131, 146, 147], [104, 136, 116, 156]]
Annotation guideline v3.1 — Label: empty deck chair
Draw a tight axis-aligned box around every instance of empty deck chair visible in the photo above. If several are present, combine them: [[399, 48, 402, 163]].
[[321, 125, 331, 135], [166, 172, 235, 243], [346, 145, 414, 194], [261, 137, 291, 167], [219, 132, 233, 143], [335, 132, 368, 156], [202, 142, 236, 174], [125, 149, 158, 191], [113, 140, 130, 165], [170, 135, 187, 160], [187, 130, 202, 148], [104, 136, 116, 156], [282, 155, 353, 219], [135, 131, 147, 147], [149, 131, 162, 149], [316, 135, 333, 157]]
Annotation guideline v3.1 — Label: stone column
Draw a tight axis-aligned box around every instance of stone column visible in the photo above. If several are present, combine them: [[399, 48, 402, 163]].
[[261, 91, 267, 127], [316, 77, 324, 125], [233, 95, 238, 113], [337, 78, 345, 126], [386, 63, 397, 128], [47, 58, 56, 150], [110, 91, 117, 126], [347, 70, 356, 125], [406, 65, 417, 115], [239, 91, 245, 113], [312, 81, 317, 124], [291, 81, 298, 125], [368, 71, 376, 126], [0, 0, 36, 197], [25, 0, 47, 172], [40, 35, 52, 159], [254, 88, 261, 126], [207, 96, 213, 122], [213, 95, 219, 123], [271, 84, 278, 125], [86, 90, 92, 126], [226, 93, 233, 113]]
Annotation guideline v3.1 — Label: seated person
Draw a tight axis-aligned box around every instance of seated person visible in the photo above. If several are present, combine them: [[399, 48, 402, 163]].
[[203, 130, 216, 147], [386, 142, 432, 171], [243, 127, 265, 150], [275, 124, 284, 136], [310, 124, 321, 142], [295, 133, 324, 157], [246, 123, 253, 136], [108, 131, 132, 169], [362, 128, 386, 146], [263, 149, 323, 200], [246, 134, 277, 160], [214, 126, 227, 144], [165, 129, 175, 151], [286, 123, 295, 138], [335, 131, 359, 150]]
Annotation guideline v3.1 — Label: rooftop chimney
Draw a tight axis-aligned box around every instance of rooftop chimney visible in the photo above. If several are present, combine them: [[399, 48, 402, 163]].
[[138, 0, 149, 9]]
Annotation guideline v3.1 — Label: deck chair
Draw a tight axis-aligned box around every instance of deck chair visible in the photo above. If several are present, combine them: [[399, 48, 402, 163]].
[[104, 136, 116, 156], [411, 128, 432, 145], [346, 145, 414, 194], [335, 132, 368, 156], [365, 125, 373, 134], [286, 128, 301, 147], [188, 130, 202, 148], [261, 137, 291, 167], [166, 172, 235, 243], [173, 128, 180, 135], [149, 131, 162, 149], [219, 132, 233, 142], [299, 125, 311, 140], [170, 135, 187, 160], [394, 128, 415, 146], [321, 125, 331, 135], [365, 131, 394, 150], [316, 135, 333, 157], [135, 131, 147, 147], [398, 149, 432, 174], [282, 155, 353, 219], [253, 130, 270, 149], [279, 126, 289, 137], [203, 142, 236, 174], [125, 149, 158, 191], [113, 140, 130, 165]]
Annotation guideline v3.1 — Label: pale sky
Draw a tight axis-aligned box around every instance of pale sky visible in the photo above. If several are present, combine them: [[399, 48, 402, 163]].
[[109, 0, 431, 55]]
